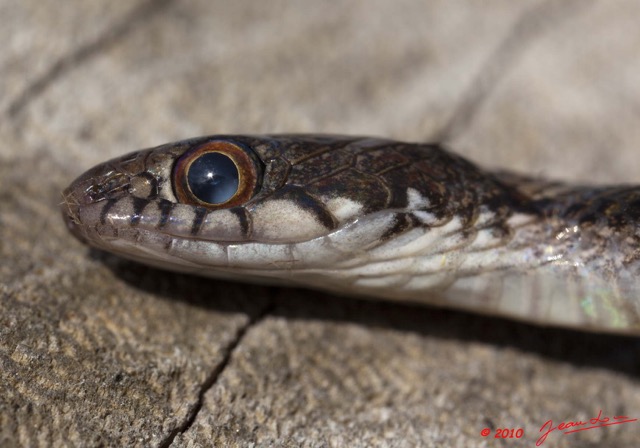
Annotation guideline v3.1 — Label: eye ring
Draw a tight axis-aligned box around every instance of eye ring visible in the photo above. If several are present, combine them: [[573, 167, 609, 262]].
[[173, 140, 262, 209]]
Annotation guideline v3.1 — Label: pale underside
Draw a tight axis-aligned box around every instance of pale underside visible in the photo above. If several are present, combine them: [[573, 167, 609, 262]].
[[78, 188, 640, 334]]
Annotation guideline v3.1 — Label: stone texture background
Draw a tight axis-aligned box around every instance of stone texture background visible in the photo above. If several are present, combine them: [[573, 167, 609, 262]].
[[2, 1, 640, 446]]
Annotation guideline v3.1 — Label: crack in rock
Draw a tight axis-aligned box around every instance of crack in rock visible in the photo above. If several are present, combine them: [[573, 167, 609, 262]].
[[158, 299, 276, 448]]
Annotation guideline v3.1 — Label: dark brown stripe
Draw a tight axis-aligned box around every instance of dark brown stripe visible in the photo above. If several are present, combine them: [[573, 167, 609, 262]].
[[100, 199, 118, 225], [272, 185, 338, 230], [190, 207, 208, 236], [137, 172, 159, 198], [130, 197, 150, 227], [229, 207, 252, 237], [157, 199, 174, 229], [381, 213, 420, 241]]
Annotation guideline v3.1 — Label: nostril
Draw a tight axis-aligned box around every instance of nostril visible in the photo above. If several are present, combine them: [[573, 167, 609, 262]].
[[63, 164, 130, 208]]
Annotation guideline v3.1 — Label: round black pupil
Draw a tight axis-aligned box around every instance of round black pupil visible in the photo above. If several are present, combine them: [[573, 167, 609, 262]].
[[187, 152, 239, 204]]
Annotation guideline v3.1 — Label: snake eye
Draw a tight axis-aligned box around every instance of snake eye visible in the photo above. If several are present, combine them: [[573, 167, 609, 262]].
[[173, 141, 262, 209]]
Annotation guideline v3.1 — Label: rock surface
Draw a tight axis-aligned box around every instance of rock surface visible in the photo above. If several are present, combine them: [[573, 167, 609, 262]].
[[1, 1, 639, 446]]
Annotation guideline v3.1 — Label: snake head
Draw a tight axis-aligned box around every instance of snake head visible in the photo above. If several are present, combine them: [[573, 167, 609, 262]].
[[61, 135, 640, 333], [63, 135, 513, 289]]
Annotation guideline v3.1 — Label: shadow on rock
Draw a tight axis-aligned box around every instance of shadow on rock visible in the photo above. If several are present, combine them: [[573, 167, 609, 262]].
[[98, 249, 640, 378]]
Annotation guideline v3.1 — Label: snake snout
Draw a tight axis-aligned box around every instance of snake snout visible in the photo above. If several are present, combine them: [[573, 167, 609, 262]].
[[61, 186, 89, 243], [61, 162, 131, 243]]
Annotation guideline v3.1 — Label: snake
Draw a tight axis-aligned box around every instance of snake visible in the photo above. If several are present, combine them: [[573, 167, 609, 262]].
[[61, 135, 640, 334]]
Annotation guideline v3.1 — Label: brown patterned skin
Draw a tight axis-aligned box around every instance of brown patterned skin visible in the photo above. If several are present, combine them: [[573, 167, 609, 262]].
[[66, 135, 529, 237], [62, 135, 640, 333]]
